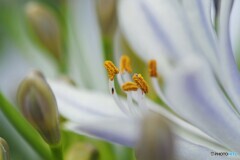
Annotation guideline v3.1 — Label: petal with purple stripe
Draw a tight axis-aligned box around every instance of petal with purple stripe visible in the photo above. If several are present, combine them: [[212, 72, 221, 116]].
[[165, 56, 240, 153]]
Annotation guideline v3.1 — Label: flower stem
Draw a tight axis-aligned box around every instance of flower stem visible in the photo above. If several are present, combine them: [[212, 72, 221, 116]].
[[50, 143, 63, 160], [0, 93, 51, 160]]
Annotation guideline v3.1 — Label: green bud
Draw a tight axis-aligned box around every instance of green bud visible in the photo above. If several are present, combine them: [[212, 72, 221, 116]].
[[65, 143, 99, 160], [25, 2, 62, 61], [0, 137, 10, 160], [96, 0, 116, 35], [135, 114, 174, 160], [17, 70, 60, 145]]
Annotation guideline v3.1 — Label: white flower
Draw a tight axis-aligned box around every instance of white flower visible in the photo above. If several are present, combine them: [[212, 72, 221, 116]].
[[48, 0, 240, 159]]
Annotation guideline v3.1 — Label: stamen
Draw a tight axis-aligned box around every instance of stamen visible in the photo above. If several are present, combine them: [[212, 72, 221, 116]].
[[148, 60, 157, 77], [136, 88, 148, 111], [120, 55, 132, 73], [126, 92, 141, 117], [108, 80, 130, 115], [132, 74, 149, 94], [151, 77, 171, 107], [122, 82, 139, 92], [104, 61, 119, 80]]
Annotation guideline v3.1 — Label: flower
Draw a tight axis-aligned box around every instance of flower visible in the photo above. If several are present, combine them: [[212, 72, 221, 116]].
[[47, 0, 240, 159], [48, 56, 232, 160], [117, 0, 240, 153], [1, 0, 240, 159]]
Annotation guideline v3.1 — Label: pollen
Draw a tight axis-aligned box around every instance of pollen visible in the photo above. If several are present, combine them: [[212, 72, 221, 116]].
[[122, 82, 139, 91], [148, 60, 157, 77], [120, 55, 132, 73], [132, 74, 149, 94], [104, 61, 119, 80]]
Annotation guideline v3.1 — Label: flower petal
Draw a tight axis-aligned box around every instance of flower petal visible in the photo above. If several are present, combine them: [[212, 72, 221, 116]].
[[118, 0, 183, 76], [175, 138, 238, 160], [67, 0, 107, 91], [165, 56, 240, 153], [66, 117, 140, 147], [48, 80, 126, 123], [143, 0, 198, 56], [49, 79, 225, 151], [67, 119, 233, 160], [230, 0, 240, 55], [146, 99, 226, 151], [218, 0, 240, 113], [181, 0, 219, 70]]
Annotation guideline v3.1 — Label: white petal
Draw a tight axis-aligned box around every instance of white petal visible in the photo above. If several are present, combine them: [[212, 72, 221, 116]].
[[146, 99, 226, 152], [66, 117, 140, 147], [135, 0, 199, 56], [0, 45, 56, 103], [67, 118, 234, 160], [230, 0, 240, 55], [218, 0, 240, 112], [118, 0, 178, 76], [48, 80, 126, 123], [49, 79, 224, 151], [175, 138, 238, 160], [67, 0, 108, 91], [165, 56, 240, 152], [0, 47, 31, 103], [181, 0, 219, 70]]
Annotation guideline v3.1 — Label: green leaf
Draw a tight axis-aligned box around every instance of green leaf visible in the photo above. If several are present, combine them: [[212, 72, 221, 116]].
[[0, 93, 51, 160]]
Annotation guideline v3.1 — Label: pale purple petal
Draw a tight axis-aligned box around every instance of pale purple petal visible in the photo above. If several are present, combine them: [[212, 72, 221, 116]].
[[165, 56, 240, 153], [48, 80, 127, 123], [66, 118, 140, 147], [230, 0, 240, 55], [118, 0, 193, 76], [218, 0, 240, 113], [175, 138, 239, 160], [181, 0, 219, 70], [67, 119, 234, 160], [67, 0, 108, 91]]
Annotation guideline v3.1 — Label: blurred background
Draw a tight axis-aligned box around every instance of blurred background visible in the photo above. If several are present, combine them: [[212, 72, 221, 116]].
[[0, 0, 136, 160]]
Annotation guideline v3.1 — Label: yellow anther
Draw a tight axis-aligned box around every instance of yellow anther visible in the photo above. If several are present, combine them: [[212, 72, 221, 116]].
[[148, 60, 157, 77], [132, 74, 149, 94], [120, 55, 132, 73], [104, 61, 119, 80], [122, 82, 139, 92]]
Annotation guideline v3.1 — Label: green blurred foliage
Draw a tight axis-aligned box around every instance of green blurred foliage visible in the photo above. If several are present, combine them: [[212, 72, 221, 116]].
[[62, 130, 135, 160]]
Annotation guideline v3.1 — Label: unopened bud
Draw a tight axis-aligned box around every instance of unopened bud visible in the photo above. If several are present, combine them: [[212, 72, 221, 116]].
[[17, 70, 60, 145], [0, 137, 10, 160], [96, 0, 117, 35], [25, 2, 62, 61], [66, 143, 99, 160], [135, 114, 174, 160]]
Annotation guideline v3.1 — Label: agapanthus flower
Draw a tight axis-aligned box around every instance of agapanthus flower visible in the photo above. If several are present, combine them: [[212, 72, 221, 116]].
[[1, 0, 240, 159], [47, 0, 240, 159]]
